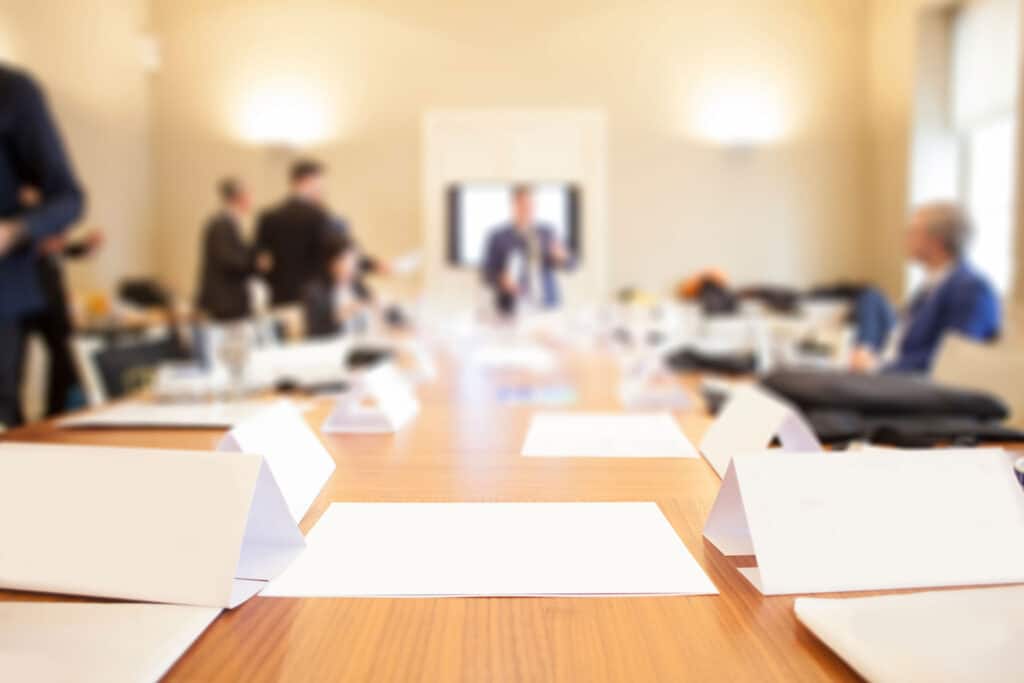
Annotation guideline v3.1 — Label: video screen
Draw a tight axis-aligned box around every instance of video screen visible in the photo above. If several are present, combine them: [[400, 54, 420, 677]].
[[446, 182, 580, 267]]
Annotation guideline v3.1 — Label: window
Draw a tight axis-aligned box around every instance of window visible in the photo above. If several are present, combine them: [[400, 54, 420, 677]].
[[952, 0, 1020, 295]]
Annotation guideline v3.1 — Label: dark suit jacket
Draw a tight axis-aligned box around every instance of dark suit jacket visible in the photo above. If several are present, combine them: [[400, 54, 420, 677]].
[[255, 197, 331, 306], [197, 211, 252, 321], [887, 262, 1001, 373], [0, 66, 85, 319], [481, 224, 573, 312]]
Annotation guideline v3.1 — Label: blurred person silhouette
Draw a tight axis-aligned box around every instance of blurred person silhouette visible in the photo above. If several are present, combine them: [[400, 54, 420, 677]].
[[0, 65, 85, 426], [255, 159, 332, 307], [481, 184, 574, 317], [850, 202, 1000, 374], [18, 185, 101, 416], [303, 232, 374, 338], [197, 177, 258, 322]]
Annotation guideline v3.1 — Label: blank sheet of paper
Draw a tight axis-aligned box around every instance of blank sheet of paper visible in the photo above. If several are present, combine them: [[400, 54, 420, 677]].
[[521, 412, 698, 458], [261, 502, 718, 597], [796, 587, 1024, 683], [0, 602, 220, 683], [59, 400, 274, 429]]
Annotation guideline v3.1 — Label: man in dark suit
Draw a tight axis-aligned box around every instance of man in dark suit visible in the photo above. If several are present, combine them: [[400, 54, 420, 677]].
[[0, 65, 85, 427], [254, 160, 333, 307], [481, 185, 574, 316], [851, 202, 1000, 374], [197, 177, 257, 321]]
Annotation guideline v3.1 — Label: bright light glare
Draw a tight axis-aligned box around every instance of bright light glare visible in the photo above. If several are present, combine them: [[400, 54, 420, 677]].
[[238, 79, 335, 147], [691, 84, 789, 146]]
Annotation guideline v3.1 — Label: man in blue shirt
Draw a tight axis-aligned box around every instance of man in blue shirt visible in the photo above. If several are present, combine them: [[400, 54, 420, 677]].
[[851, 202, 1000, 374], [0, 65, 84, 426], [481, 185, 574, 316]]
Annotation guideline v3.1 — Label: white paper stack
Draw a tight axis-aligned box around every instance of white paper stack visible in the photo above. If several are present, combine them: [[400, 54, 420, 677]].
[[0, 602, 221, 683], [704, 449, 1024, 594], [522, 412, 698, 458], [262, 502, 718, 597], [0, 442, 304, 607], [796, 587, 1024, 683]]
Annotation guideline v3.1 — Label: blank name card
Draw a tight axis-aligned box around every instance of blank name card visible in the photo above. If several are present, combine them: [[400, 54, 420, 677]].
[[262, 502, 718, 597], [795, 586, 1024, 683], [699, 384, 820, 478], [219, 401, 335, 524], [521, 412, 698, 458], [0, 442, 304, 607], [703, 449, 1024, 595]]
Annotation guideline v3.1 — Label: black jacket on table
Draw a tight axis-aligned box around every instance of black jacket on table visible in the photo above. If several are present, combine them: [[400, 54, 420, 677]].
[[0, 65, 85, 319], [197, 211, 253, 321], [255, 197, 331, 306]]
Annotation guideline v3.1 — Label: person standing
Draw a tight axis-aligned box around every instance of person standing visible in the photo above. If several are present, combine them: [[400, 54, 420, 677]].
[[254, 160, 332, 307], [481, 185, 574, 316], [0, 65, 85, 427], [197, 177, 257, 322]]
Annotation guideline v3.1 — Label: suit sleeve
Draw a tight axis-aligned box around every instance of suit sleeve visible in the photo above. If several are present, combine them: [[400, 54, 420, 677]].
[[481, 232, 504, 287], [209, 221, 252, 276], [10, 73, 84, 241], [947, 278, 1001, 340], [541, 227, 575, 271]]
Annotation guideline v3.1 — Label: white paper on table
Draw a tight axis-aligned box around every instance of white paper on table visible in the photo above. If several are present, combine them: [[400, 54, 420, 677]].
[[795, 586, 1024, 683], [0, 602, 221, 683], [218, 401, 335, 524], [0, 442, 304, 607], [470, 344, 557, 373], [261, 502, 718, 597], [703, 449, 1024, 595], [58, 399, 276, 430], [521, 412, 698, 458], [699, 384, 820, 478], [322, 364, 420, 434]]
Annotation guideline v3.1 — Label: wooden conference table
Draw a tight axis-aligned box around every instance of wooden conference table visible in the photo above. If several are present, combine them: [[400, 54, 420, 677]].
[[3, 349, 873, 682]]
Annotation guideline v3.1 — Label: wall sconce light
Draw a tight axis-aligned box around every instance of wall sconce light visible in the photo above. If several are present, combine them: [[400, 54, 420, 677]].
[[238, 79, 335, 148], [691, 83, 789, 149]]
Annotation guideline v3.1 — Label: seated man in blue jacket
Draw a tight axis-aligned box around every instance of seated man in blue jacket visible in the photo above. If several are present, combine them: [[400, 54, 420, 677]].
[[481, 185, 574, 316], [850, 202, 1000, 374]]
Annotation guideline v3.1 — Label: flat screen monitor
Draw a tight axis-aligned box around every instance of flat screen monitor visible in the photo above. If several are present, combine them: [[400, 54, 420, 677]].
[[446, 182, 581, 267]]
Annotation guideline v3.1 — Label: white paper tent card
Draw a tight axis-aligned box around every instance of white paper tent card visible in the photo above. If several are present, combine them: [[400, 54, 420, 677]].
[[703, 449, 1024, 595], [218, 401, 336, 524], [521, 412, 698, 458], [59, 399, 275, 430], [0, 602, 221, 683], [322, 364, 419, 434], [262, 502, 718, 597], [0, 442, 304, 607], [795, 586, 1024, 683], [699, 383, 820, 478]]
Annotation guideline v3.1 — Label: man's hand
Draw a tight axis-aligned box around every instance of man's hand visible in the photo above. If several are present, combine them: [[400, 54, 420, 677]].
[[548, 240, 569, 265], [0, 220, 24, 258], [256, 251, 273, 273], [500, 273, 519, 295], [849, 346, 879, 373]]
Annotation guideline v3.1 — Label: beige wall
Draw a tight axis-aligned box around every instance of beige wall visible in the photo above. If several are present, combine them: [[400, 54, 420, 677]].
[[0, 0, 154, 292], [151, 0, 871, 300]]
